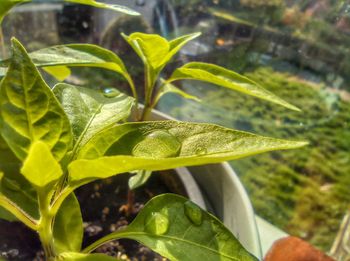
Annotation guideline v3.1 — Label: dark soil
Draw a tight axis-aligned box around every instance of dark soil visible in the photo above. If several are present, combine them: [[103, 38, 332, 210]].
[[0, 171, 187, 260]]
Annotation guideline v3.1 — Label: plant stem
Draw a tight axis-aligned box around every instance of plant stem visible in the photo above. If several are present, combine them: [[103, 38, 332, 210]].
[[0, 194, 38, 230], [50, 186, 75, 216], [38, 190, 56, 260]]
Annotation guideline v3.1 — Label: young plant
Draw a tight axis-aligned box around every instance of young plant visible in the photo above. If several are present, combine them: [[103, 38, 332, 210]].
[[0, 2, 307, 260], [0, 37, 307, 260]]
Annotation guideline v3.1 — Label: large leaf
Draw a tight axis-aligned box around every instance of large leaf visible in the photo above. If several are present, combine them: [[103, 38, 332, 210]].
[[69, 121, 307, 185], [168, 62, 300, 111], [53, 193, 83, 253], [25, 44, 131, 82], [0, 135, 38, 220], [122, 32, 201, 86], [0, 0, 29, 24], [83, 194, 258, 261], [0, 38, 73, 161], [58, 252, 120, 261], [64, 0, 139, 16], [53, 84, 134, 157], [21, 141, 63, 188]]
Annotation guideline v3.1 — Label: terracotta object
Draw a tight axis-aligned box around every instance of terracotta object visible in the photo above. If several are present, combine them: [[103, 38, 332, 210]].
[[265, 236, 335, 261]]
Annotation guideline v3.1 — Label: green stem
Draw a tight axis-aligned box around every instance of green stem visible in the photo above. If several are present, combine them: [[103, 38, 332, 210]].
[[0, 194, 38, 230], [37, 190, 56, 260], [125, 75, 140, 121], [50, 185, 75, 216], [141, 65, 155, 121]]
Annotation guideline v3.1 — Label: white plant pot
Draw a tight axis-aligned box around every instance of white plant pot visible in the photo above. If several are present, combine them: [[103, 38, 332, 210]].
[[149, 108, 262, 259]]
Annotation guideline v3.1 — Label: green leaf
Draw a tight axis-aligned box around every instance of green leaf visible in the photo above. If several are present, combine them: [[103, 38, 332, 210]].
[[0, 134, 38, 221], [0, 38, 73, 161], [64, 0, 140, 16], [21, 141, 63, 188], [54, 193, 83, 253], [128, 170, 152, 190], [83, 194, 258, 261], [168, 62, 300, 111], [155, 79, 200, 105], [43, 66, 71, 82], [0, 0, 29, 24], [26, 44, 130, 82], [58, 252, 120, 261], [69, 121, 307, 185], [53, 84, 134, 158], [122, 32, 200, 86]]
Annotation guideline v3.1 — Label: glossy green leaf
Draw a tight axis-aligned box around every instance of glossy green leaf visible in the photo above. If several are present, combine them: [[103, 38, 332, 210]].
[[168, 62, 300, 111], [0, 38, 73, 161], [58, 252, 120, 261], [83, 194, 258, 261], [0, 0, 29, 24], [122, 32, 200, 86], [69, 121, 307, 185], [21, 141, 63, 188], [65, 0, 140, 16], [25, 44, 130, 81], [128, 170, 152, 190], [54, 193, 83, 253], [155, 79, 200, 105], [53, 84, 134, 158], [0, 136, 38, 220], [43, 66, 71, 82]]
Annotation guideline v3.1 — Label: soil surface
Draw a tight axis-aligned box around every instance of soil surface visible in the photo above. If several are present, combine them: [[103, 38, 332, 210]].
[[0, 171, 187, 260]]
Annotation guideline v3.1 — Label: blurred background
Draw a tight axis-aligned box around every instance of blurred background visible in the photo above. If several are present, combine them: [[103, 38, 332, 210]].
[[2, 0, 350, 256]]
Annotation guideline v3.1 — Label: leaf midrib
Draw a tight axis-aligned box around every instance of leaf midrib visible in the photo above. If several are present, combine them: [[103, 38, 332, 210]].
[[103, 231, 240, 261]]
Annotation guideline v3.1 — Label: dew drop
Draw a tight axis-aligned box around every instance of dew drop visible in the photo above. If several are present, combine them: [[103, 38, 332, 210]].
[[184, 201, 203, 226], [132, 130, 181, 158], [103, 88, 120, 98], [145, 212, 169, 235]]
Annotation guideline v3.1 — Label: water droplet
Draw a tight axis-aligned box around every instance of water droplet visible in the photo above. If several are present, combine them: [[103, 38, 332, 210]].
[[132, 130, 181, 158], [103, 88, 120, 98], [195, 147, 207, 155], [184, 201, 203, 226], [145, 212, 169, 235]]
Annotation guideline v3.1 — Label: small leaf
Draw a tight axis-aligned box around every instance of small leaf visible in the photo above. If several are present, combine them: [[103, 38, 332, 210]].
[[64, 0, 140, 16], [54, 193, 83, 253], [155, 79, 200, 105], [123, 33, 169, 69], [83, 194, 258, 261], [122, 32, 200, 86], [0, 38, 73, 161], [69, 121, 307, 185], [58, 252, 120, 261], [128, 170, 152, 190], [53, 84, 134, 158], [27, 44, 130, 81], [166, 32, 202, 65], [21, 141, 63, 188], [0, 0, 29, 24], [168, 62, 300, 111], [43, 66, 71, 81]]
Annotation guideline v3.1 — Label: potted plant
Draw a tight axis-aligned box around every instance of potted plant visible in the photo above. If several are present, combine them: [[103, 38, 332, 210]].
[[0, 1, 307, 260]]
